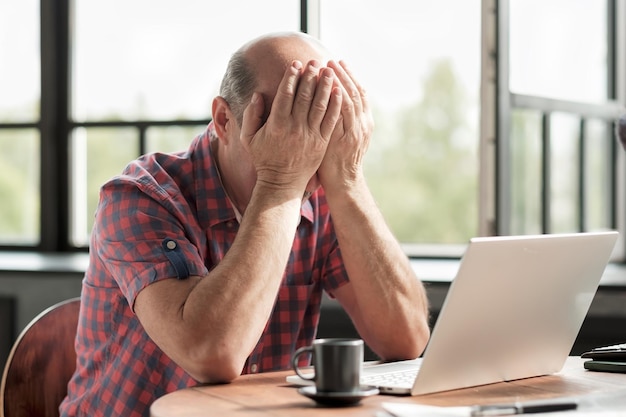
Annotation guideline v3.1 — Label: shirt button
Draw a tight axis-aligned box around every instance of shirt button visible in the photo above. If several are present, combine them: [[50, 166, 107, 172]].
[[227, 221, 234, 228], [166, 240, 177, 250], [250, 364, 258, 373]]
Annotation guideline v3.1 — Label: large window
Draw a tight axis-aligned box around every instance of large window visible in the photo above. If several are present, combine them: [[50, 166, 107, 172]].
[[0, 0, 624, 261], [0, 0, 40, 245], [68, 0, 299, 245], [488, 0, 626, 259], [318, 0, 481, 249]]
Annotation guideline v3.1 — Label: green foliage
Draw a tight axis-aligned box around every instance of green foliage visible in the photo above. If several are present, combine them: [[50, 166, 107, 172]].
[[509, 110, 542, 235], [0, 130, 40, 243], [79, 125, 204, 240], [365, 59, 478, 244], [0, 61, 478, 247]]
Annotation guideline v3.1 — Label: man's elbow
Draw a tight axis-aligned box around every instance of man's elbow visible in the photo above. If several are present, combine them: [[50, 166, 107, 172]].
[[184, 348, 246, 384], [373, 321, 430, 362], [413, 322, 431, 357]]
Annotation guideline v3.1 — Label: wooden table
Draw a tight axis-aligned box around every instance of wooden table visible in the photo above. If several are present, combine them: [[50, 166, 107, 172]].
[[151, 357, 626, 416]]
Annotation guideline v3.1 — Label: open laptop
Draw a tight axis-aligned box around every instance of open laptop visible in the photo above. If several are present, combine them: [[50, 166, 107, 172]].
[[287, 231, 619, 395]]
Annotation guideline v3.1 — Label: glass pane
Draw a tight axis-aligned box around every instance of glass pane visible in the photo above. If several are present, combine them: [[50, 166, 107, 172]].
[[70, 128, 140, 246], [146, 125, 207, 154], [510, 110, 542, 235], [72, 1, 299, 121], [584, 119, 612, 230], [0, 0, 40, 121], [0, 129, 40, 244], [549, 113, 580, 233], [319, 0, 480, 245], [510, 0, 608, 103]]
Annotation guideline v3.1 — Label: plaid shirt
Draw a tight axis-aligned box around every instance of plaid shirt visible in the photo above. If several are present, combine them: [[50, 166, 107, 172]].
[[60, 123, 349, 417]]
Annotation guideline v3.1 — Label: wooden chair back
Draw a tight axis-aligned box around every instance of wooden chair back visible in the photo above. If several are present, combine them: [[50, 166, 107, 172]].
[[0, 298, 80, 417]]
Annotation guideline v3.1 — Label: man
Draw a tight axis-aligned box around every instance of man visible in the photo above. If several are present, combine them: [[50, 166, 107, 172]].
[[61, 32, 430, 416]]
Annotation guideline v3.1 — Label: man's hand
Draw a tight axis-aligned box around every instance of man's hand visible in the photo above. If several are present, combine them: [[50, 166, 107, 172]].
[[318, 60, 374, 193], [240, 60, 342, 194]]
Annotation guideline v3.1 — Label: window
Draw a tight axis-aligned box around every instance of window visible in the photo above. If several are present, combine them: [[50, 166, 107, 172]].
[[0, 0, 624, 261], [0, 0, 40, 245], [317, 0, 481, 251], [486, 0, 626, 259], [70, 0, 298, 247]]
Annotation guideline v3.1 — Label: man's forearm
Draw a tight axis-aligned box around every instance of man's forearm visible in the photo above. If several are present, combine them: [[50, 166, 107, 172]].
[[180, 184, 304, 379], [325, 177, 430, 360]]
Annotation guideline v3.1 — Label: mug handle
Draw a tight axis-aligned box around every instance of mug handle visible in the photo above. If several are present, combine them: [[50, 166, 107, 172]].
[[292, 346, 315, 381]]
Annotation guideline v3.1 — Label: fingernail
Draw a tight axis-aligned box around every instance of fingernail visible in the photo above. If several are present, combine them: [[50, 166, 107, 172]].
[[292, 60, 303, 70], [322, 67, 334, 78]]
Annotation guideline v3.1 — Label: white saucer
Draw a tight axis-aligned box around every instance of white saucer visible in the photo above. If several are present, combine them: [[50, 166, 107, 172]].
[[297, 385, 379, 406]]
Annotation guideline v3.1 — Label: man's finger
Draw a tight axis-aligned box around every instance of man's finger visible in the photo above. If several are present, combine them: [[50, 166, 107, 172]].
[[292, 61, 321, 124], [340, 60, 372, 117], [241, 92, 265, 146], [320, 86, 343, 140], [308, 67, 336, 134], [328, 60, 362, 115], [270, 60, 303, 122]]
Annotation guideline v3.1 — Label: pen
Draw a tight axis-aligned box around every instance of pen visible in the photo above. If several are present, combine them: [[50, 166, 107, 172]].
[[470, 401, 578, 416]]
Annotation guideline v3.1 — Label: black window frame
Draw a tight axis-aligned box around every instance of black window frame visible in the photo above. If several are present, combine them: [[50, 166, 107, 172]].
[[1, 0, 624, 259]]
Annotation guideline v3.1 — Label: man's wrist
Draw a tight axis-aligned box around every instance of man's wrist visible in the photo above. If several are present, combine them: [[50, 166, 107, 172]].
[[252, 180, 307, 205], [322, 171, 367, 200]]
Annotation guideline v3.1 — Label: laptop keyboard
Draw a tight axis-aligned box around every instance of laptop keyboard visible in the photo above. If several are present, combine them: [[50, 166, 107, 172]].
[[362, 369, 419, 388]]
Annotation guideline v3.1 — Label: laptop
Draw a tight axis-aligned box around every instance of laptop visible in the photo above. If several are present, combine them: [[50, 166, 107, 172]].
[[287, 231, 619, 395]]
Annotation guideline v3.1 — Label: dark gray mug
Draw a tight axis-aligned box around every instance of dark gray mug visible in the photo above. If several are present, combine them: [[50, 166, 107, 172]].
[[291, 338, 364, 393]]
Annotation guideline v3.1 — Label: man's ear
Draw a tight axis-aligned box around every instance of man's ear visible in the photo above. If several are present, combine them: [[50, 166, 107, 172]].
[[211, 96, 232, 144]]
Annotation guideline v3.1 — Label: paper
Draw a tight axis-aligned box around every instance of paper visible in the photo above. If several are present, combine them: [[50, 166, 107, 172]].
[[382, 390, 626, 416], [382, 402, 471, 417]]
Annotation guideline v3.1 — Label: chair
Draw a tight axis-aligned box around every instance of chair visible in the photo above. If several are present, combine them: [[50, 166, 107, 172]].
[[0, 298, 80, 417]]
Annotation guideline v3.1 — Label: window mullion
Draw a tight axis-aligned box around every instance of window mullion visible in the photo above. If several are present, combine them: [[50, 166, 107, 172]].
[[40, 0, 71, 251], [495, 0, 512, 236], [302, 0, 321, 37]]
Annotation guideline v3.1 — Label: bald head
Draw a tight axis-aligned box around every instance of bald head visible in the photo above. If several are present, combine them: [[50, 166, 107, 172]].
[[218, 32, 332, 125], [242, 32, 329, 67]]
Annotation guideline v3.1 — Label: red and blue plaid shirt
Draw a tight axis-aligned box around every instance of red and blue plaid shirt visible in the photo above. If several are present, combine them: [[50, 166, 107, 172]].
[[60, 123, 350, 417]]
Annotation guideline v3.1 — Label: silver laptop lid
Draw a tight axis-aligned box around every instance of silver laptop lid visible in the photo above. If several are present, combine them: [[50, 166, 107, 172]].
[[412, 231, 618, 395]]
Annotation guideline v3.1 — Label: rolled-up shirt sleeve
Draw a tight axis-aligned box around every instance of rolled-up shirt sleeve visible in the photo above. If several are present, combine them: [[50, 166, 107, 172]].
[[92, 173, 208, 311]]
